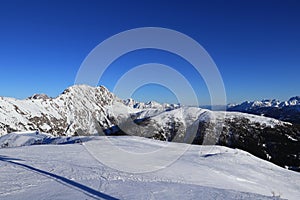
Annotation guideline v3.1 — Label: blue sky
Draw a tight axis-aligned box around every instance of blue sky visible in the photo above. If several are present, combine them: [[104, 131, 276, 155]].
[[0, 0, 299, 105]]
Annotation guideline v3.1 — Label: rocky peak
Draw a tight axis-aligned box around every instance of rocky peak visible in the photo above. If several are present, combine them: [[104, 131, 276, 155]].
[[288, 96, 300, 105], [58, 84, 116, 106], [27, 94, 50, 100]]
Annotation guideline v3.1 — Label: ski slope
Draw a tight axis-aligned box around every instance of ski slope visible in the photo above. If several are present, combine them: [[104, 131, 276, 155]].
[[0, 133, 299, 199]]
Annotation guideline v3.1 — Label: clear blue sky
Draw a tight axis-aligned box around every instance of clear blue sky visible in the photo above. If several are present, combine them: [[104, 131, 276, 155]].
[[0, 0, 299, 105]]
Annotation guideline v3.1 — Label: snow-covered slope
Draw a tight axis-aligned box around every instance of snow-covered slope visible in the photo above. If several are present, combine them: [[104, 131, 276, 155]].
[[0, 134, 299, 199], [0, 85, 299, 171], [121, 106, 300, 172], [0, 84, 292, 137], [0, 85, 134, 136], [0, 85, 181, 137], [122, 106, 289, 142], [0, 131, 89, 148]]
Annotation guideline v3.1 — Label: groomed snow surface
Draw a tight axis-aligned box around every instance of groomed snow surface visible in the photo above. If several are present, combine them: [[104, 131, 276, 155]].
[[0, 132, 299, 200]]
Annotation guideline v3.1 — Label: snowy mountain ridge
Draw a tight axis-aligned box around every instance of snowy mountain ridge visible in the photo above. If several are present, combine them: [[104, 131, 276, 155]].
[[0, 85, 299, 172], [228, 96, 300, 109], [123, 98, 180, 110], [0, 84, 289, 137], [227, 96, 300, 124]]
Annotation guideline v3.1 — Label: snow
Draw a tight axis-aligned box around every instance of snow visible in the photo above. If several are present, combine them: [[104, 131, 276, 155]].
[[0, 85, 120, 136], [0, 132, 299, 199], [0, 132, 90, 148], [286, 134, 298, 142], [221, 111, 291, 127], [141, 106, 288, 130], [228, 96, 300, 110], [123, 98, 179, 110], [0, 84, 292, 138]]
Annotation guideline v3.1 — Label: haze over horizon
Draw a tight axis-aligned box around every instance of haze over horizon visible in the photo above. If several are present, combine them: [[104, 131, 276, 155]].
[[0, 0, 299, 105]]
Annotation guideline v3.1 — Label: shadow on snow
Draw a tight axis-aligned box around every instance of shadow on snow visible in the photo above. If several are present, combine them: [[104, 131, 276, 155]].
[[0, 155, 119, 200]]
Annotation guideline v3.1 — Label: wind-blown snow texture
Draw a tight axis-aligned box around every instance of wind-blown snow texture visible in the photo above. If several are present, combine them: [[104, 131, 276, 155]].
[[0, 133, 299, 199]]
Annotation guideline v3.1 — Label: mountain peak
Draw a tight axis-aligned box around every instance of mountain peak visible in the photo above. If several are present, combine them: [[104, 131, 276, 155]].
[[288, 96, 300, 102], [61, 84, 96, 95], [60, 84, 113, 98], [27, 93, 50, 100]]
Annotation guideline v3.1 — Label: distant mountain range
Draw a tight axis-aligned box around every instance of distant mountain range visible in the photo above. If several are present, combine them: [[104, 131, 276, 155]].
[[0, 85, 299, 171], [227, 97, 300, 124]]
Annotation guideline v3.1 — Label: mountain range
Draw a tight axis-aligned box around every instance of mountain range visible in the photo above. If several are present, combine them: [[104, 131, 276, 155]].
[[0, 85, 299, 171], [227, 97, 300, 124]]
